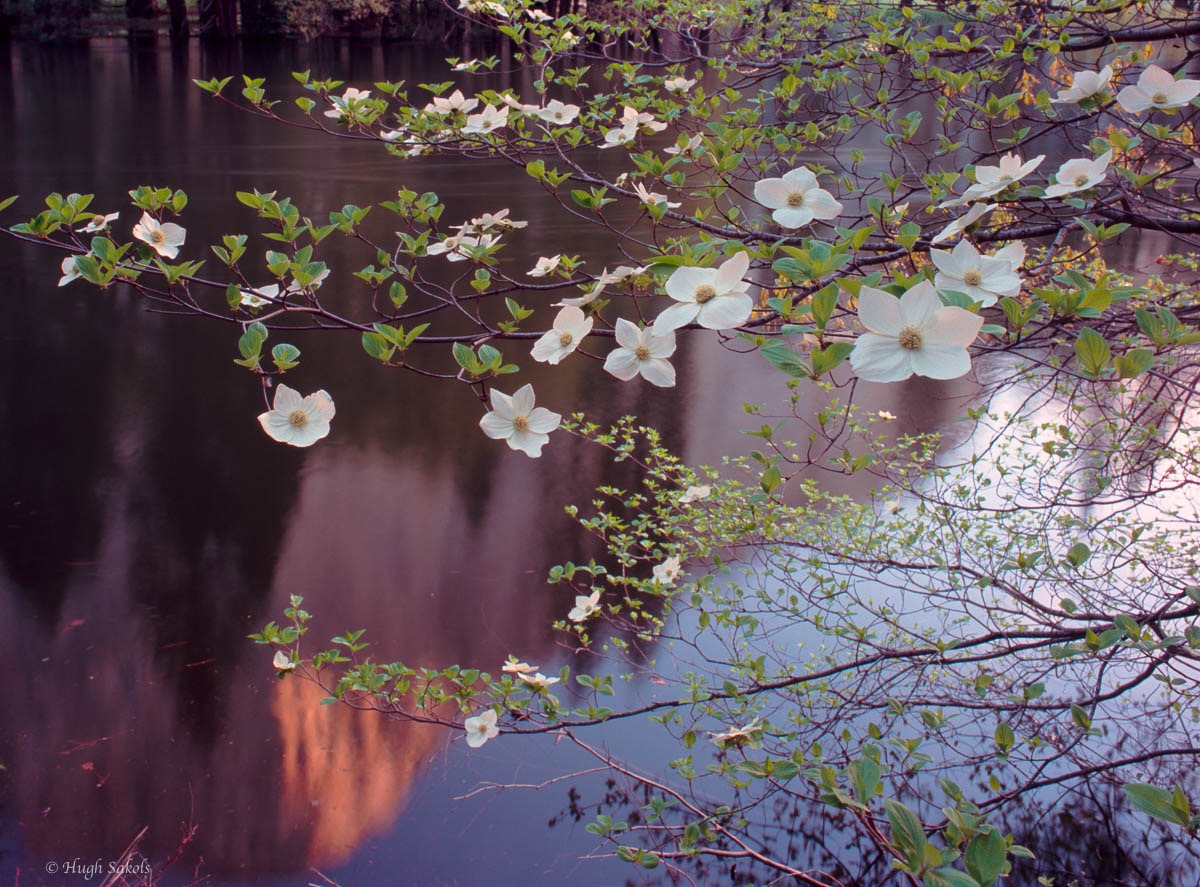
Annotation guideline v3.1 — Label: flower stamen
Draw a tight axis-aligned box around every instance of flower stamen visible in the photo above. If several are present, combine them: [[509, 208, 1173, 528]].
[[512, 414, 530, 432], [694, 284, 717, 304], [288, 409, 309, 427], [634, 344, 651, 360], [897, 324, 923, 351], [1152, 91, 1169, 105], [962, 269, 982, 287], [786, 191, 805, 207], [558, 331, 574, 347]]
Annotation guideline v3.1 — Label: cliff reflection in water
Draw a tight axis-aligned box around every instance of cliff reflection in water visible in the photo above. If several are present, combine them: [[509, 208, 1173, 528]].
[[0, 35, 977, 882]]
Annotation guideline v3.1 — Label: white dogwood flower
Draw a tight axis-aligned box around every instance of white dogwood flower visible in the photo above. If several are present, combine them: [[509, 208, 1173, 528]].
[[568, 590, 601, 622], [653, 251, 753, 335], [536, 99, 580, 125], [653, 556, 683, 585], [633, 182, 681, 209], [664, 75, 697, 93], [257, 385, 336, 447], [679, 485, 711, 504], [603, 318, 676, 387], [753, 166, 844, 228], [1043, 150, 1113, 198], [502, 657, 538, 675], [942, 153, 1044, 207], [930, 202, 997, 245], [531, 305, 593, 365], [272, 650, 295, 672], [528, 255, 562, 277], [665, 135, 704, 156], [601, 120, 638, 148], [1052, 66, 1113, 104], [931, 240, 1021, 307], [849, 281, 983, 382], [80, 212, 118, 233], [324, 87, 372, 120], [132, 211, 186, 259], [58, 256, 81, 287], [518, 672, 561, 690], [425, 89, 479, 115], [1117, 64, 1200, 112], [464, 710, 499, 748], [479, 384, 561, 457], [462, 104, 508, 134]]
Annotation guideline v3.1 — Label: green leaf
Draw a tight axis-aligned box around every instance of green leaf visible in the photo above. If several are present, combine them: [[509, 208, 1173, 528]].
[[1124, 783, 1190, 826], [924, 869, 982, 887], [884, 798, 927, 861], [271, 343, 301, 371], [1115, 348, 1154, 379], [1064, 542, 1091, 567], [965, 827, 1008, 886], [848, 757, 882, 804], [1074, 328, 1110, 377]]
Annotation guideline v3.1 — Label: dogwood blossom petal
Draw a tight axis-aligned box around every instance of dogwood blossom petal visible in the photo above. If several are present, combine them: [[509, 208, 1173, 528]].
[[850, 281, 982, 383], [479, 384, 561, 457], [258, 385, 336, 447], [531, 305, 593, 365], [464, 710, 499, 748]]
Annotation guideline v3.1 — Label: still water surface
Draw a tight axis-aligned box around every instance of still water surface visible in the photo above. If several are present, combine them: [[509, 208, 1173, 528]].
[[0, 35, 1184, 887], [0, 35, 870, 886]]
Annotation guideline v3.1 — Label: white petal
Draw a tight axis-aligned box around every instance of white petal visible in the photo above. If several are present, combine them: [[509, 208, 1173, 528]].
[[302, 390, 336, 423], [488, 388, 515, 420], [507, 428, 550, 457], [771, 205, 816, 228], [510, 384, 536, 416], [653, 301, 700, 335], [613, 317, 642, 349], [273, 384, 303, 411], [753, 177, 790, 209], [695, 293, 753, 330], [803, 189, 843, 220], [849, 335, 913, 382], [604, 348, 641, 380], [525, 406, 562, 434], [781, 167, 818, 190], [856, 287, 903, 336], [898, 281, 943, 327], [713, 251, 750, 293], [908, 343, 972, 380], [927, 305, 984, 347], [480, 412, 514, 439], [665, 266, 715, 302], [639, 358, 676, 387]]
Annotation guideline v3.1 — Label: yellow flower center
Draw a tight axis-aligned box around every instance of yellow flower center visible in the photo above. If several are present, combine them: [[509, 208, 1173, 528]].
[[1152, 91, 1169, 104], [512, 414, 530, 432], [554, 111, 564, 120], [787, 191, 806, 207], [694, 284, 718, 304], [1074, 173, 1090, 187], [962, 269, 982, 287], [897, 324, 923, 350], [151, 229, 165, 243], [558, 331, 574, 347], [634, 344, 651, 360], [288, 409, 309, 427]]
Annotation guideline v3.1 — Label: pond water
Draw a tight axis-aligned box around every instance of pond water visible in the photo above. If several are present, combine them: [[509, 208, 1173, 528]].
[[0, 34, 1191, 887], [0, 34, 873, 886]]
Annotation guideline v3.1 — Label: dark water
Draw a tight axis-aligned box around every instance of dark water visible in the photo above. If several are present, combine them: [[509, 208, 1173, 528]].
[[0, 34, 860, 887]]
